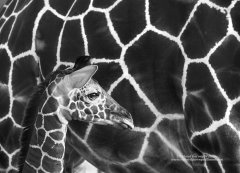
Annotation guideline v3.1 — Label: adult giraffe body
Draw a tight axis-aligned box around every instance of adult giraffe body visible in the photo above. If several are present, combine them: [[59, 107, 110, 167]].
[[0, 0, 240, 173]]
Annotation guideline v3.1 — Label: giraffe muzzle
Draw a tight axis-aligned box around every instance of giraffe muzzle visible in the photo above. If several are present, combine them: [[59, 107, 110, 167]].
[[110, 111, 134, 130]]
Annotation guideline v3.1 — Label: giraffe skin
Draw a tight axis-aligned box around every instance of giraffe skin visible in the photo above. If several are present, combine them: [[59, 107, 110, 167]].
[[1, 0, 240, 173]]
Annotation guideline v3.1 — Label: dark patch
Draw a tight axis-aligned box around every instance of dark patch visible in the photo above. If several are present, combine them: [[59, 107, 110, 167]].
[[84, 11, 121, 58], [185, 64, 227, 133], [87, 125, 145, 162], [68, 121, 89, 139], [60, 20, 85, 62], [143, 132, 193, 173], [157, 119, 193, 156], [42, 97, 58, 114], [42, 155, 62, 173], [70, 103, 76, 110], [0, 16, 15, 44], [11, 151, 19, 167], [68, 0, 90, 16], [0, 118, 21, 153], [209, 0, 232, 7], [0, 83, 10, 119], [8, 0, 44, 56], [150, 0, 196, 36], [12, 100, 25, 125], [93, 0, 116, 8], [37, 129, 46, 146], [77, 101, 85, 110], [22, 162, 35, 172], [14, 0, 32, 13], [43, 115, 62, 131], [0, 18, 5, 28], [181, 4, 227, 59], [49, 131, 64, 141], [26, 147, 42, 168], [0, 149, 9, 168], [91, 105, 98, 114], [12, 56, 38, 97], [84, 108, 91, 114], [37, 11, 63, 77], [109, 164, 129, 173], [42, 137, 64, 159], [127, 162, 154, 173], [110, 0, 146, 44], [231, 2, 240, 35], [99, 112, 104, 119], [49, 0, 75, 15], [72, 110, 78, 120], [126, 31, 184, 114], [0, 47, 10, 84], [0, 6, 6, 18], [112, 79, 156, 128], [93, 62, 122, 90], [3, 0, 17, 17], [210, 35, 240, 99], [230, 102, 240, 131]]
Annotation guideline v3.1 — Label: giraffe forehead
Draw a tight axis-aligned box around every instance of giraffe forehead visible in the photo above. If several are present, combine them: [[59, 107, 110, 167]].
[[80, 80, 102, 94]]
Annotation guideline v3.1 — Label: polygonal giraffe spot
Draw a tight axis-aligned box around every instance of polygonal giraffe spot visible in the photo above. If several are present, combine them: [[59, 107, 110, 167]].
[[149, 0, 196, 36], [12, 100, 25, 125], [143, 132, 193, 173], [93, 0, 117, 8], [49, 0, 75, 15], [68, 0, 90, 16], [42, 137, 65, 159], [0, 16, 15, 44], [0, 84, 9, 119], [87, 125, 145, 162], [192, 125, 240, 173], [37, 11, 63, 77], [0, 49, 10, 84], [26, 147, 42, 168], [60, 20, 85, 62], [84, 11, 121, 59], [93, 62, 122, 91], [185, 63, 227, 132], [42, 155, 62, 173], [209, 0, 232, 7], [157, 118, 193, 156], [0, 118, 21, 153], [230, 102, 240, 131], [112, 79, 156, 128], [181, 4, 227, 59], [43, 115, 63, 131], [42, 97, 59, 114], [8, 0, 44, 56], [210, 36, 240, 99], [12, 56, 38, 97], [3, 0, 17, 18], [0, 149, 9, 169], [110, 0, 146, 44], [109, 164, 129, 173], [231, 2, 240, 42], [126, 31, 184, 114]]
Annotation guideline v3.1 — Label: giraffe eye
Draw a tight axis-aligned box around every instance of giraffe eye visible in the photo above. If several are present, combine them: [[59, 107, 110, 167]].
[[87, 92, 100, 101]]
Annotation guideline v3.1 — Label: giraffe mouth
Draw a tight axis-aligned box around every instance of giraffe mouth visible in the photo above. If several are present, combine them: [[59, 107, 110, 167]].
[[110, 112, 134, 130]]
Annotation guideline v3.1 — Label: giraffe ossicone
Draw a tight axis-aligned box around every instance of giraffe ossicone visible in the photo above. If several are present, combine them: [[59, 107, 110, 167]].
[[18, 60, 134, 173]]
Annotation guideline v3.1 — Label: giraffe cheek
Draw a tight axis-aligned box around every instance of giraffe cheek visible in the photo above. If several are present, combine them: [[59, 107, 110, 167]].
[[77, 102, 85, 109]]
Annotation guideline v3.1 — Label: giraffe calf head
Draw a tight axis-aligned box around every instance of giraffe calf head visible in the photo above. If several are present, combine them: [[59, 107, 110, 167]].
[[57, 65, 134, 129]]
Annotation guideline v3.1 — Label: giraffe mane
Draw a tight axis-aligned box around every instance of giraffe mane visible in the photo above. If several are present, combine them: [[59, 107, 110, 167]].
[[18, 56, 90, 172]]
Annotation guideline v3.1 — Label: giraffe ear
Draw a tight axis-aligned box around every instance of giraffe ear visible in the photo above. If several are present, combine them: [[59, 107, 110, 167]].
[[64, 65, 98, 89]]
